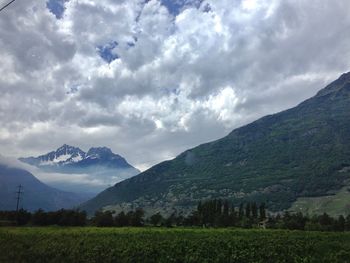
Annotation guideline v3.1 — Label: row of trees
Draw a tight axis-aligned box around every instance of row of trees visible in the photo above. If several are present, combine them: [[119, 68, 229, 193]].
[[0, 209, 144, 227], [92, 209, 145, 227], [1, 199, 350, 231], [183, 200, 350, 231], [92, 200, 350, 231], [0, 209, 86, 226], [194, 200, 266, 227], [268, 211, 350, 232]]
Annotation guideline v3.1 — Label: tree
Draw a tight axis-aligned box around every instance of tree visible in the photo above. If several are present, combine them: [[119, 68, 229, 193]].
[[228, 204, 237, 227], [283, 212, 306, 230], [57, 210, 86, 226], [163, 216, 173, 228], [259, 203, 266, 220], [16, 209, 31, 226], [115, 211, 128, 227], [345, 215, 350, 231], [223, 200, 229, 217], [238, 203, 244, 219], [216, 199, 222, 217], [129, 208, 145, 227], [220, 200, 230, 227], [150, 212, 163, 226], [318, 213, 333, 231], [93, 211, 114, 227], [32, 209, 48, 226], [334, 215, 345, 232], [251, 202, 258, 219], [197, 201, 203, 215], [245, 203, 251, 218], [183, 211, 201, 226]]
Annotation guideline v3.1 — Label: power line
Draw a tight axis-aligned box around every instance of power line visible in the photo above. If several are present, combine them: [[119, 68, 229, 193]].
[[0, 0, 16, 12]]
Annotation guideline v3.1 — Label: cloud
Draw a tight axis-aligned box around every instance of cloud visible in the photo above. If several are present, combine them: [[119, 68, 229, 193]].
[[0, 0, 350, 177], [0, 155, 27, 169], [0, 154, 109, 193]]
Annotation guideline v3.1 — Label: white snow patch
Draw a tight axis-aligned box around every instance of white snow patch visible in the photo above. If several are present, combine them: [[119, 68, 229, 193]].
[[70, 153, 83, 163], [40, 154, 72, 166]]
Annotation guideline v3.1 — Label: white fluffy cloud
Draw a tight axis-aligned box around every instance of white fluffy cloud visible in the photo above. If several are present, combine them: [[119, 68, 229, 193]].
[[1, 0, 350, 172]]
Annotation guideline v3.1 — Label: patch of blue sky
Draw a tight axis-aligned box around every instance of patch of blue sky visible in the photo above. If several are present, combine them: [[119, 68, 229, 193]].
[[46, 0, 69, 19], [160, 0, 205, 16], [97, 41, 120, 63], [161, 87, 181, 96]]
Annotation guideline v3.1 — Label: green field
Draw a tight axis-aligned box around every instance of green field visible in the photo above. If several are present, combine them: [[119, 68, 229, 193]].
[[0, 228, 350, 263], [290, 185, 350, 217]]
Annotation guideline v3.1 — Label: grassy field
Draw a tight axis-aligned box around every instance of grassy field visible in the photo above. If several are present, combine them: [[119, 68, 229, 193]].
[[290, 185, 350, 217], [0, 227, 349, 263]]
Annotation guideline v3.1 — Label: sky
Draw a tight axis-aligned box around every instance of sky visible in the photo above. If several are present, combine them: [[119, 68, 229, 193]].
[[1, 0, 350, 172]]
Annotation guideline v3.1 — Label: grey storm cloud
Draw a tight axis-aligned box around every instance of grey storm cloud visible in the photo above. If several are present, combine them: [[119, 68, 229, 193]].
[[0, 0, 350, 172]]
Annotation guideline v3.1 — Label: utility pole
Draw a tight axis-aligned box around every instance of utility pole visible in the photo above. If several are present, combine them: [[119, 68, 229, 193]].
[[15, 185, 24, 225], [15, 184, 23, 212]]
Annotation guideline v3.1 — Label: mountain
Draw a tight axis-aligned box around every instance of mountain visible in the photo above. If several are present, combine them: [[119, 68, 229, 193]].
[[19, 145, 140, 194], [0, 162, 85, 211], [80, 72, 350, 216], [20, 144, 86, 167], [20, 144, 135, 170]]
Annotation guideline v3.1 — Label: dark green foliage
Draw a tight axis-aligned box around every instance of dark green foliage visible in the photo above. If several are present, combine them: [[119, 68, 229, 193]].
[[92, 209, 145, 227], [238, 203, 244, 219], [31, 209, 86, 226], [281, 212, 307, 230], [1, 200, 349, 233], [81, 73, 350, 215], [114, 211, 128, 227], [183, 211, 201, 226], [259, 203, 266, 219], [264, 212, 349, 232], [149, 213, 163, 226], [251, 203, 258, 218], [127, 209, 145, 227], [1, 227, 350, 263], [163, 214, 174, 228], [335, 215, 345, 232], [185, 200, 350, 231], [245, 203, 251, 218], [346, 215, 350, 231], [92, 211, 114, 227], [192, 200, 266, 228], [0, 209, 31, 226]]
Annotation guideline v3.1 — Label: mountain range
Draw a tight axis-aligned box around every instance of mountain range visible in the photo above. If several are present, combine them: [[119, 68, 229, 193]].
[[19, 145, 140, 194], [80, 72, 350, 216]]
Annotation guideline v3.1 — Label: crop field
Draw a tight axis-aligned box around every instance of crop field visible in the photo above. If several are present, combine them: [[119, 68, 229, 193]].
[[0, 227, 349, 263]]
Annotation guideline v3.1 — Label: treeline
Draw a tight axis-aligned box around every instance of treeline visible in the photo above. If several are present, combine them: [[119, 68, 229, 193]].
[[183, 200, 350, 231], [186, 200, 267, 227], [92, 199, 350, 231], [92, 209, 145, 227], [0, 209, 86, 226], [1, 199, 350, 232], [268, 212, 350, 232]]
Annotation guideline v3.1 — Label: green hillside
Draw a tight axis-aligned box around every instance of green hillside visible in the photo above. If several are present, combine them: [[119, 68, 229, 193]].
[[290, 182, 350, 217], [81, 73, 350, 215]]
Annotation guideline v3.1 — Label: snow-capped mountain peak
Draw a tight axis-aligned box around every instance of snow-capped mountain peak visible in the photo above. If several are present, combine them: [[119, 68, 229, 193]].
[[86, 147, 116, 160], [18, 144, 140, 194], [19, 144, 136, 170], [20, 144, 86, 167]]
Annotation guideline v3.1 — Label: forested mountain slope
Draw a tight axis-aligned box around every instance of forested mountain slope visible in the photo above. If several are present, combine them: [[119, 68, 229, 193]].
[[81, 73, 350, 215]]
